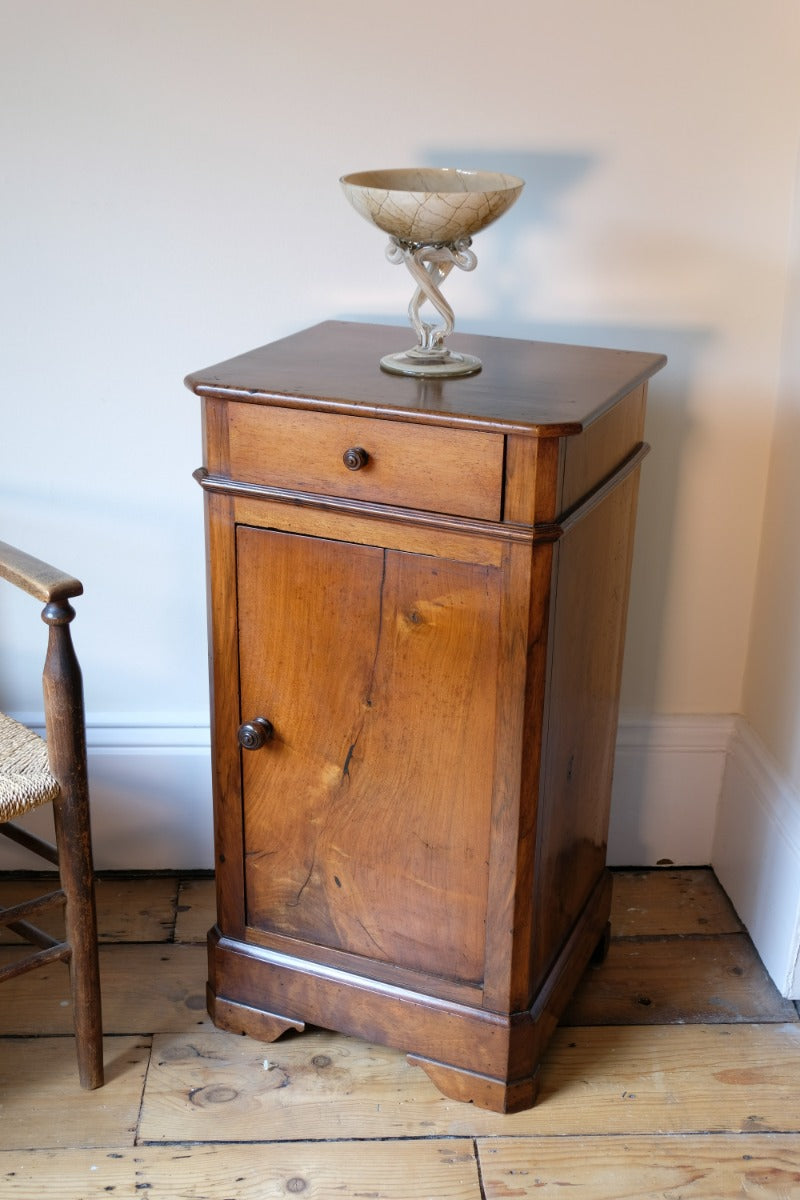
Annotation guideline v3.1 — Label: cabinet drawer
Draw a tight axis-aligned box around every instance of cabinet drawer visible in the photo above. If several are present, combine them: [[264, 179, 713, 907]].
[[226, 404, 504, 520]]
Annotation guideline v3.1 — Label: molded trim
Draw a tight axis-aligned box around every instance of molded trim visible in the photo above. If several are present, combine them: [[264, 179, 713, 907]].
[[608, 714, 734, 867]]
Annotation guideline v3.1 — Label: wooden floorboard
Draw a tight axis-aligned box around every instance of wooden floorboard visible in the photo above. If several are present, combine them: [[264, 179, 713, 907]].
[[478, 1134, 800, 1199], [0, 1037, 150, 1151], [137, 1023, 800, 1141], [0, 1150, 136, 1198], [0, 867, 798, 1197], [174, 876, 215, 944], [0, 875, 179, 944], [564, 931, 798, 1024], [0, 1141, 483, 1199], [609, 868, 744, 937], [0, 943, 210, 1035]]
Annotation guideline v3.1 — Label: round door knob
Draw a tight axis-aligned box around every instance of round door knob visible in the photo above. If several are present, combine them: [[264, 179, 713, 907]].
[[342, 446, 369, 471], [237, 717, 274, 750]]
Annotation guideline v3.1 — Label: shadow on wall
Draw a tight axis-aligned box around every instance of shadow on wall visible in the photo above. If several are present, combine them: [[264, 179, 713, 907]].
[[336, 147, 712, 726], [422, 146, 596, 247]]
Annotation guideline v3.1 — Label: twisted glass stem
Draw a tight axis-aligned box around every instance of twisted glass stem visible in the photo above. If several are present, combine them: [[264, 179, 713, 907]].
[[385, 237, 477, 354]]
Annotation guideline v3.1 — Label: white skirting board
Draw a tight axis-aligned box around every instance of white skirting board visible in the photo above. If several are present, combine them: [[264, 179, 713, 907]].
[[0, 717, 213, 872], [713, 719, 800, 1000], [2, 711, 798, 998], [608, 715, 734, 868], [611, 713, 800, 999], [1, 712, 728, 872]]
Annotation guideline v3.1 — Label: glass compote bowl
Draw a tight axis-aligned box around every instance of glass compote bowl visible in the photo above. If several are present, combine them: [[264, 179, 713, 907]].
[[340, 167, 524, 377]]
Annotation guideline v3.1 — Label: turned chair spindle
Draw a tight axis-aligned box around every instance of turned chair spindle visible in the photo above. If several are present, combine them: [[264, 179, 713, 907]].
[[0, 540, 103, 1088]]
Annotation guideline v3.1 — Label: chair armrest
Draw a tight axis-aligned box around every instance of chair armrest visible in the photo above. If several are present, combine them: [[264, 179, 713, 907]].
[[0, 540, 83, 604]]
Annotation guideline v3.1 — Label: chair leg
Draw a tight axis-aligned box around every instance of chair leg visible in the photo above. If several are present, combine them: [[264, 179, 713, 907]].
[[52, 788, 104, 1088], [43, 598, 104, 1089]]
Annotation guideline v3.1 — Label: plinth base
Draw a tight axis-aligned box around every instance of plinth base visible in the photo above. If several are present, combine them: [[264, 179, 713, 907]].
[[205, 871, 612, 1113], [380, 347, 482, 378]]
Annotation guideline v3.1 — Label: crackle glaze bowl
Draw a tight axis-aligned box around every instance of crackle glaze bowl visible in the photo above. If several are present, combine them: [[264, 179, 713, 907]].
[[339, 167, 524, 378], [340, 167, 524, 246]]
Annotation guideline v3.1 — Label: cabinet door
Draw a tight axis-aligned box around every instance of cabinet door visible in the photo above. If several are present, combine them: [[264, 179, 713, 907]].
[[236, 524, 502, 986]]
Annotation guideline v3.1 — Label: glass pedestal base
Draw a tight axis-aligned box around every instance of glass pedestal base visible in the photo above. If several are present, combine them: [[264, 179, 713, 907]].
[[380, 347, 482, 378]]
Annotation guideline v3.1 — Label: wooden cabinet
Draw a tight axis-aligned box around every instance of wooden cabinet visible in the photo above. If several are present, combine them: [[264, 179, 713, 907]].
[[187, 320, 665, 1113]]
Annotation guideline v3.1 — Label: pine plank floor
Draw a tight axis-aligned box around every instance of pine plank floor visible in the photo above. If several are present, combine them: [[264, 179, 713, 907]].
[[0, 868, 798, 1199]]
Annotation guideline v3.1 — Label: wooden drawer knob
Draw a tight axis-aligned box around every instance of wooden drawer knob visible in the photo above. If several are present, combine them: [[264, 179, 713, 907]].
[[237, 717, 274, 750], [342, 446, 369, 471]]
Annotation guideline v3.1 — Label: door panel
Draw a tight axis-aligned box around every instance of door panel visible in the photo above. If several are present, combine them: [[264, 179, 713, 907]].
[[236, 524, 501, 985]]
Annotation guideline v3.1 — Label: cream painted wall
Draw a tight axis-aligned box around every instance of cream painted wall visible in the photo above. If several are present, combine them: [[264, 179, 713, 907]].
[[2, 1, 799, 865], [742, 151, 800, 791]]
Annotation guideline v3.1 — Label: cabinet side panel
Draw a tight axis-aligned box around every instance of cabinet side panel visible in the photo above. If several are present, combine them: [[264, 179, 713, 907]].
[[237, 526, 500, 986], [530, 469, 642, 990], [559, 383, 646, 513]]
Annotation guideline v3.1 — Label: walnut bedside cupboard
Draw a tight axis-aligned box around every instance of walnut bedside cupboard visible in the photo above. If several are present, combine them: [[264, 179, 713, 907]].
[[187, 320, 665, 1113]]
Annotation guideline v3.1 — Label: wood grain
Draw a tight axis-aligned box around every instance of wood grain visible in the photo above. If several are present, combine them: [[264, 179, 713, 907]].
[[3, 1137, 798, 1200], [204, 489, 246, 941], [0, 877, 179, 944], [0, 1037, 148, 1150], [528, 1024, 800, 1136], [186, 319, 666, 437], [563, 932, 798, 1025], [230, 491, 507, 567], [531, 470, 641, 991], [610, 868, 744, 936], [503, 433, 540, 524], [174, 876, 215, 943], [478, 1134, 800, 1199], [137, 1141, 481, 1199], [558, 382, 646, 512], [0, 869, 798, 1188], [138, 1023, 800, 1141], [0, 943, 209, 1034], [228, 401, 504, 519], [194, 321, 665, 1110], [482, 539, 538, 1013], [0, 1149, 135, 1198], [238, 526, 500, 983], [0, 539, 83, 604], [0, 1141, 482, 1199]]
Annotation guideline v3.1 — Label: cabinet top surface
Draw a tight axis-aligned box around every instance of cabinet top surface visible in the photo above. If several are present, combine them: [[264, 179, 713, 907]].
[[186, 320, 666, 436]]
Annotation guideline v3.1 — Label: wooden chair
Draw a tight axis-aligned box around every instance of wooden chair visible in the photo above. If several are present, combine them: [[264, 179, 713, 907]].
[[0, 540, 103, 1088]]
